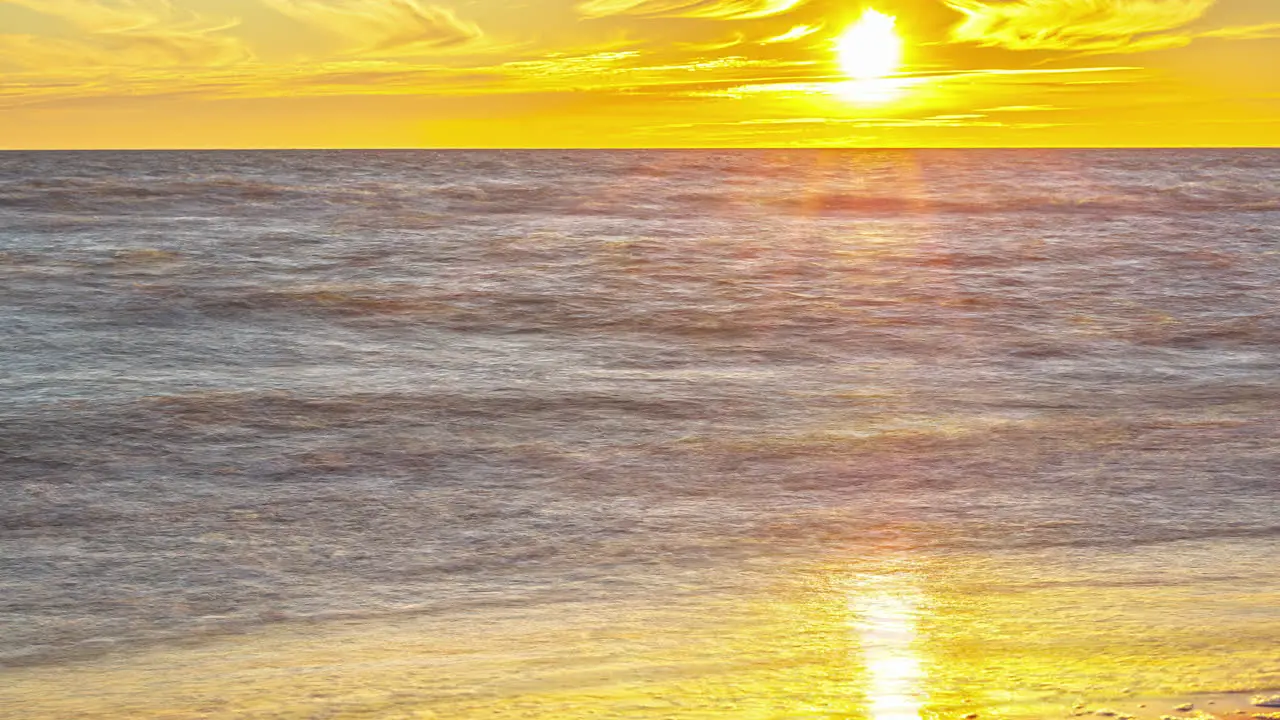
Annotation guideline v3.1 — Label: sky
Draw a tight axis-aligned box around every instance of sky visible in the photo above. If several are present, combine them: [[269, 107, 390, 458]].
[[0, 0, 1277, 148]]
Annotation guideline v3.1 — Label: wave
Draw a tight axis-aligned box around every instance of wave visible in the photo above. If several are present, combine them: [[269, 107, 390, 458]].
[[3, 149, 1279, 672], [4, 149, 1276, 219], [757, 188, 1280, 216], [0, 176, 371, 213]]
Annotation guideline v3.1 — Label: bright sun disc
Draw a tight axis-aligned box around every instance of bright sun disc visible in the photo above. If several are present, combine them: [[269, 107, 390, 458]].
[[837, 9, 903, 81]]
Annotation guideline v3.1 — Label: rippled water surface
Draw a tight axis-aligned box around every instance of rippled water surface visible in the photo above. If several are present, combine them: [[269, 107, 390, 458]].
[[2, 150, 1279, 719]]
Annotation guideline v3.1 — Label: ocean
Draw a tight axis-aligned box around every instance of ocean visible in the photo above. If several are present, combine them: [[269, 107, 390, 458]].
[[2, 149, 1278, 719]]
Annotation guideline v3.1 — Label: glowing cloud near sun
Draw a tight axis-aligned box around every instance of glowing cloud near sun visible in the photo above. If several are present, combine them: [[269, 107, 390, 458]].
[[837, 9, 904, 80]]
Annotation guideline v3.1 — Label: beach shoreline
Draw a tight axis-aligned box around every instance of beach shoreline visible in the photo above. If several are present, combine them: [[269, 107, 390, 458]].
[[1063, 692, 1280, 720], [3, 590, 1278, 719]]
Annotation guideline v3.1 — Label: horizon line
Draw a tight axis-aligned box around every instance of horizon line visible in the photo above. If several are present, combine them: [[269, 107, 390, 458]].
[[1, 145, 1277, 152]]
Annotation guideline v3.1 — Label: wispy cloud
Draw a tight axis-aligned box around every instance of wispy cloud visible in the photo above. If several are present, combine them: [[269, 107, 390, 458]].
[[3, 0, 166, 32], [737, 115, 1004, 127], [760, 24, 821, 44], [978, 104, 1060, 112], [1200, 22, 1280, 41], [259, 0, 482, 53], [499, 50, 643, 80], [577, 0, 806, 20], [943, 0, 1216, 52], [692, 65, 1141, 96], [0, 0, 248, 69], [677, 33, 746, 51]]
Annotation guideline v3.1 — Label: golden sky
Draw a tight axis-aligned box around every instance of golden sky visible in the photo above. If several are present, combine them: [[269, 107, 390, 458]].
[[0, 0, 1277, 148]]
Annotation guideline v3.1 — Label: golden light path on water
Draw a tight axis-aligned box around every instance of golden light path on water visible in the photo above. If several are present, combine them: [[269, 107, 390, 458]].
[[849, 573, 926, 720]]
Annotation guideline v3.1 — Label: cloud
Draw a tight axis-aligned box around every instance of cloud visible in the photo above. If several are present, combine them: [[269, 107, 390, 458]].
[[260, 0, 481, 52], [2, 0, 166, 32], [943, 0, 1216, 51], [760, 24, 821, 44], [677, 33, 746, 51], [0, 33, 247, 72], [0, 0, 249, 69], [1200, 22, 1280, 41], [500, 50, 643, 81], [978, 104, 1060, 111], [577, 0, 806, 20]]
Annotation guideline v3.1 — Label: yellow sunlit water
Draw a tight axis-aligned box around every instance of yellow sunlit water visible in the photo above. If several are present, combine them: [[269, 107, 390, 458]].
[[5, 548, 1280, 719], [836, 9, 904, 82], [849, 575, 926, 720]]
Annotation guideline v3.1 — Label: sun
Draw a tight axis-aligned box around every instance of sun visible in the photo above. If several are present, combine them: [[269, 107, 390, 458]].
[[836, 9, 904, 81]]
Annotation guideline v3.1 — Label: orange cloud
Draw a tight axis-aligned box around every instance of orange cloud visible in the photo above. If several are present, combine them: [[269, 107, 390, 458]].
[[577, 0, 806, 20], [944, 0, 1215, 51]]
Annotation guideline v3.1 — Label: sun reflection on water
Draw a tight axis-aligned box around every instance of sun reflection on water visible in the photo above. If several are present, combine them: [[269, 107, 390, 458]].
[[849, 575, 926, 720]]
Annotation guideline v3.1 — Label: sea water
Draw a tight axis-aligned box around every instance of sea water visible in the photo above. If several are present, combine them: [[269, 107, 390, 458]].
[[2, 149, 1279, 719]]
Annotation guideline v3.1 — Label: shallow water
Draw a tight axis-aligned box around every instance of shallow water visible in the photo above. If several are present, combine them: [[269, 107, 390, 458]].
[[2, 149, 1279, 718]]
